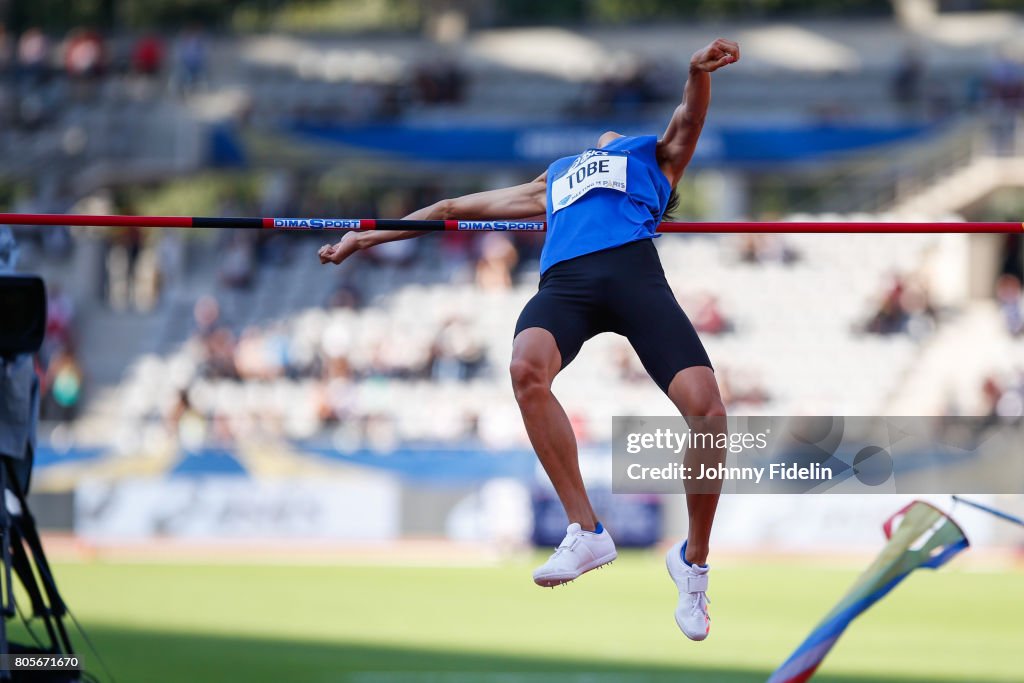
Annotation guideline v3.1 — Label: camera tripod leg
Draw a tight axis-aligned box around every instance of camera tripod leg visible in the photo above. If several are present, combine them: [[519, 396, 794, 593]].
[[0, 462, 12, 682], [3, 459, 74, 655]]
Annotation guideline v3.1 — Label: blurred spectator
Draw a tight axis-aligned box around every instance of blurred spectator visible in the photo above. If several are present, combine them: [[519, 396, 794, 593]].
[[13, 28, 51, 128], [475, 233, 518, 290], [7, 229, 88, 426], [234, 326, 267, 380], [44, 283, 75, 356], [209, 410, 237, 446], [192, 296, 239, 380], [155, 231, 185, 300], [193, 295, 222, 338], [736, 234, 799, 265], [0, 226, 19, 272], [265, 322, 293, 377], [865, 279, 907, 335], [166, 388, 208, 450], [0, 24, 9, 74], [103, 227, 143, 310], [234, 324, 290, 381], [613, 346, 648, 384], [998, 233, 1023, 284], [202, 328, 239, 380], [984, 49, 1024, 109], [891, 47, 924, 114], [317, 355, 354, 425], [132, 34, 165, 77], [219, 233, 255, 289], [41, 346, 84, 421], [64, 28, 105, 80], [686, 292, 731, 335], [431, 317, 486, 381], [995, 274, 1023, 337], [981, 372, 1024, 419], [175, 26, 207, 94], [16, 28, 49, 83], [864, 274, 936, 338], [413, 59, 466, 104], [983, 48, 1024, 154]]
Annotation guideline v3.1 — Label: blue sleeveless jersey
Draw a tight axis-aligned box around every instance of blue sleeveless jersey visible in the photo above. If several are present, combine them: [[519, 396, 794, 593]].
[[540, 135, 671, 274]]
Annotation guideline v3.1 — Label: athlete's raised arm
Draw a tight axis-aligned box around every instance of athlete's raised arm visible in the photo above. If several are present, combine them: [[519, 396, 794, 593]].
[[657, 38, 739, 186], [319, 173, 548, 265]]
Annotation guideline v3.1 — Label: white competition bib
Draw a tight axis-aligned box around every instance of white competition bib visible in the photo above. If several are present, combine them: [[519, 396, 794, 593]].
[[551, 150, 628, 213]]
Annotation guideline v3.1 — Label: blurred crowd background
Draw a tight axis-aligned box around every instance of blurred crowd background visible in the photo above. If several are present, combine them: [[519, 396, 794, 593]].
[[0, 0, 1022, 548]]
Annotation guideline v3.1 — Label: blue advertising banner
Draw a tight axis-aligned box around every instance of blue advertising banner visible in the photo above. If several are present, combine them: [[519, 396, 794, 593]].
[[286, 119, 933, 167], [532, 487, 662, 549]]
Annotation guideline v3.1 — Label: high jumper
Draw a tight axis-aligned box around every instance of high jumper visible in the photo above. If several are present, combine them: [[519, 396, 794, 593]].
[[320, 38, 741, 641]]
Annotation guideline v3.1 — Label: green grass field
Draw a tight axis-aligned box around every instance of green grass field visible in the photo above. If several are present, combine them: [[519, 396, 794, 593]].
[[11, 553, 1022, 683]]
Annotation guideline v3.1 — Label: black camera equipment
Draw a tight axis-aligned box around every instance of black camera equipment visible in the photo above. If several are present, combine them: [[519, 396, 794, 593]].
[[0, 274, 84, 682], [0, 275, 46, 358]]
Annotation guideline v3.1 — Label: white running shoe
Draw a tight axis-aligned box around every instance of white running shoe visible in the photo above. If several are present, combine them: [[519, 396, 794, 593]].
[[665, 540, 712, 641], [533, 522, 617, 587]]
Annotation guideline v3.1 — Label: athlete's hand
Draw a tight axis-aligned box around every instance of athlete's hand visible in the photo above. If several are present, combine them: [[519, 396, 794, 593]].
[[318, 231, 362, 265], [691, 38, 739, 73]]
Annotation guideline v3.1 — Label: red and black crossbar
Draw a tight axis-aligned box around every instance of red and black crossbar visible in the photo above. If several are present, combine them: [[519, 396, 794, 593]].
[[0, 213, 1021, 233]]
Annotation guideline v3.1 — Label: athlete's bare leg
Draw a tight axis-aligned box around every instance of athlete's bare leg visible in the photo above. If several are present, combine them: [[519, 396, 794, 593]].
[[510, 327, 598, 531], [666, 366, 727, 566]]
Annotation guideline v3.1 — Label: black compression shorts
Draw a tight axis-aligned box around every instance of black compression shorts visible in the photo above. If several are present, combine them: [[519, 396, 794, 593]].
[[514, 238, 712, 394]]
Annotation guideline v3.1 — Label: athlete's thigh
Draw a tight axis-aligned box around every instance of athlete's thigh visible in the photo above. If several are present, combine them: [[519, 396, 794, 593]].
[[612, 277, 712, 394], [514, 285, 597, 371]]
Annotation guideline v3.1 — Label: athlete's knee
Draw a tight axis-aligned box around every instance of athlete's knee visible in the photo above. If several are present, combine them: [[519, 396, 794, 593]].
[[686, 396, 727, 453], [667, 367, 727, 418], [509, 356, 551, 404], [694, 398, 727, 419]]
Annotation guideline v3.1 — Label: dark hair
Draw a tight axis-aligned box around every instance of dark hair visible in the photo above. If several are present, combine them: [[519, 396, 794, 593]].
[[663, 187, 680, 220]]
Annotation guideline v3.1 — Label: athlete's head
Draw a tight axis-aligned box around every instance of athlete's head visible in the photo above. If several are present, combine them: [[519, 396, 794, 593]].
[[598, 131, 679, 219], [597, 131, 623, 148]]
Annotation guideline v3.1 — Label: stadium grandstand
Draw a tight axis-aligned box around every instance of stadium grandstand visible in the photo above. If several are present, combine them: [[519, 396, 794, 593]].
[[5, 2, 1021, 453], [0, 2, 1022, 681]]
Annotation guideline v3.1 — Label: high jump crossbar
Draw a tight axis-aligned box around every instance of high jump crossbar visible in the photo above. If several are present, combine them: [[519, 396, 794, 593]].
[[0, 214, 1021, 233]]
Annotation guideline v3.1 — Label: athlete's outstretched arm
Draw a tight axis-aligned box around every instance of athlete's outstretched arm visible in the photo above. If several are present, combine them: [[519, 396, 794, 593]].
[[657, 38, 739, 186], [319, 173, 547, 265]]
